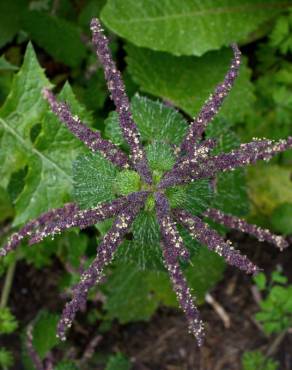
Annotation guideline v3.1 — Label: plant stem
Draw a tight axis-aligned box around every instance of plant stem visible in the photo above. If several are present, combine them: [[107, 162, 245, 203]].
[[0, 258, 17, 309]]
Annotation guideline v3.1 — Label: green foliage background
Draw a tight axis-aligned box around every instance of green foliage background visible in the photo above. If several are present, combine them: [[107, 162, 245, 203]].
[[0, 0, 291, 368]]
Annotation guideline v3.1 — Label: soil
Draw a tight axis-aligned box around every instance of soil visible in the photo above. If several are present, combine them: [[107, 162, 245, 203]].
[[1, 232, 292, 370]]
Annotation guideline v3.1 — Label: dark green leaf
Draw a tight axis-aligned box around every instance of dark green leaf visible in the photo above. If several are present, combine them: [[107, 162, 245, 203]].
[[0, 0, 27, 48], [22, 11, 87, 67], [105, 353, 131, 370], [126, 45, 255, 122], [32, 311, 60, 359], [271, 203, 292, 235], [101, 0, 288, 56]]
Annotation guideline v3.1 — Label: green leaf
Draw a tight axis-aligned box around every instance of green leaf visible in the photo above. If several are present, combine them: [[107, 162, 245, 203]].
[[101, 0, 288, 56], [102, 264, 163, 323], [253, 272, 267, 291], [271, 270, 288, 284], [78, 0, 106, 30], [126, 45, 254, 122], [0, 348, 14, 368], [271, 203, 292, 235], [32, 311, 60, 359], [247, 164, 292, 216], [185, 247, 225, 303], [22, 11, 87, 67], [206, 119, 249, 216], [115, 170, 141, 196], [242, 350, 279, 370], [0, 44, 88, 225], [55, 361, 80, 370], [0, 56, 18, 72], [103, 247, 224, 322], [73, 152, 118, 209], [105, 94, 188, 146], [0, 307, 18, 334], [0, 0, 27, 48], [0, 186, 14, 222], [105, 353, 131, 370]]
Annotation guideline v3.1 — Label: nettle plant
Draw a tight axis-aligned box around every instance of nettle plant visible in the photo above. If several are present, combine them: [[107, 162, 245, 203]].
[[1, 18, 292, 346]]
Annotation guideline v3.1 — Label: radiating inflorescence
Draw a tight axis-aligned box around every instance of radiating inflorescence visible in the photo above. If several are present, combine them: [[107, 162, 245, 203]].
[[1, 18, 291, 347]]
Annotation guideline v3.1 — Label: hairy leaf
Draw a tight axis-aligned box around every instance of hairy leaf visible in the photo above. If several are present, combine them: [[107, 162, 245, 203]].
[[126, 45, 254, 122], [105, 94, 188, 146], [101, 0, 288, 56], [73, 152, 118, 209]]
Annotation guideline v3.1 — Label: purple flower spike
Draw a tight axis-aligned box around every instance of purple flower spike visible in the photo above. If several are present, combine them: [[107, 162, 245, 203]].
[[154, 193, 204, 346], [28, 195, 134, 245], [159, 238, 205, 346], [180, 44, 241, 154], [159, 137, 292, 188], [155, 192, 190, 261], [57, 191, 148, 341], [173, 209, 259, 275], [43, 88, 130, 169], [0, 203, 77, 257], [203, 208, 289, 250], [90, 18, 152, 184]]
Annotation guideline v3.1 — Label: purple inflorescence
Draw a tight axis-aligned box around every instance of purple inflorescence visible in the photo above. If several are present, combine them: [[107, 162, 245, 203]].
[[155, 192, 190, 261], [90, 18, 152, 184], [203, 208, 288, 250], [1, 18, 291, 347], [180, 44, 241, 155], [43, 88, 130, 169], [173, 209, 259, 275], [159, 137, 292, 189], [57, 191, 148, 341], [0, 203, 78, 257]]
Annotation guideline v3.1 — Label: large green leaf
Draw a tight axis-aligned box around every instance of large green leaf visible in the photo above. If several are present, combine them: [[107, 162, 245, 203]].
[[0, 0, 27, 48], [0, 44, 89, 225], [126, 45, 254, 122], [102, 247, 225, 323], [22, 11, 87, 67], [101, 0, 289, 56]]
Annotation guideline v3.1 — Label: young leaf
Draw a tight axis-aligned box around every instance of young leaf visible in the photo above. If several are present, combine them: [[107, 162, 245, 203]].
[[126, 45, 254, 122], [0, 44, 88, 224], [101, 0, 287, 56]]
